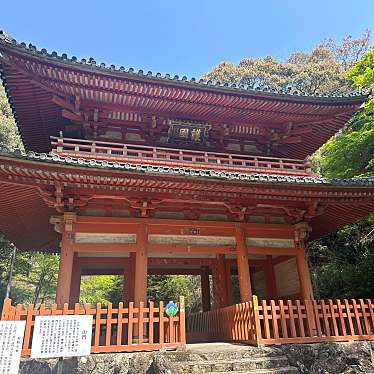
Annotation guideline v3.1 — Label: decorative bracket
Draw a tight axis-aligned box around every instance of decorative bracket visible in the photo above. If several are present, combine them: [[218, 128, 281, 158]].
[[294, 222, 312, 247]]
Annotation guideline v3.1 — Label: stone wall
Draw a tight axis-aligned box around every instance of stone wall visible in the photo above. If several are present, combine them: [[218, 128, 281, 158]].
[[19, 341, 374, 374]]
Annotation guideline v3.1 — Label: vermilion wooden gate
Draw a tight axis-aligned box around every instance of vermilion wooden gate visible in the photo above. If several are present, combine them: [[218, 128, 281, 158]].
[[1, 297, 186, 356]]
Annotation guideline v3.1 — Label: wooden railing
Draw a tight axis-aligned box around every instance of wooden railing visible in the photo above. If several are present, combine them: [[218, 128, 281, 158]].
[[51, 136, 312, 176], [187, 298, 374, 345], [1, 298, 186, 356], [187, 301, 257, 345]]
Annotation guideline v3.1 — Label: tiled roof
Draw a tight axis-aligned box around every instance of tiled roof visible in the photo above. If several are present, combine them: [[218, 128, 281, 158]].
[[0, 30, 369, 103], [1, 146, 373, 187]]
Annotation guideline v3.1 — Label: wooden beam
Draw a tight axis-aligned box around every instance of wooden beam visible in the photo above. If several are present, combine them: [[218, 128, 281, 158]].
[[248, 247, 298, 256], [81, 267, 204, 276]]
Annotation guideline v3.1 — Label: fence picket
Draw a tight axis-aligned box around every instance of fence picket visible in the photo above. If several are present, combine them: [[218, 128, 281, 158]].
[[359, 299, 370, 335], [352, 299, 363, 336], [117, 302, 124, 346], [328, 299, 339, 337], [336, 299, 347, 337]]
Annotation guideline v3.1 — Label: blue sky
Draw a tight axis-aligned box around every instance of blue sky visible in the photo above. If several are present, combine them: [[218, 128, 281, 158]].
[[1, 1, 373, 78]]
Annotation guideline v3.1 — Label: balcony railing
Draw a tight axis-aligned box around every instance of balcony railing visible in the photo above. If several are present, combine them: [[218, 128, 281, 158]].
[[51, 136, 312, 176]]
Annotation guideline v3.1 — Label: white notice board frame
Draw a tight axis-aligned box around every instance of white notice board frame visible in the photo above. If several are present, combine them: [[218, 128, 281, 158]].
[[31, 315, 93, 359], [0, 320, 26, 374]]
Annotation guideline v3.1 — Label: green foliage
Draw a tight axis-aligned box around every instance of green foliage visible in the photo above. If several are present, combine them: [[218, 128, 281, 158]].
[[346, 47, 374, 111], [147, 275, 201, 313], [312, 111, 374, 178], [11, 252, 59, 306], [0, 85, 23, 150], [308, 214, 374, 299], [204, 31, 371, 95], [80, 275, 122, 306]]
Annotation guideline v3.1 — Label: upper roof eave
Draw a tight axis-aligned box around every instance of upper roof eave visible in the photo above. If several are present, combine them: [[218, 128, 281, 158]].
[[0, 30, 369, 106], [1, 147, 373, 189]]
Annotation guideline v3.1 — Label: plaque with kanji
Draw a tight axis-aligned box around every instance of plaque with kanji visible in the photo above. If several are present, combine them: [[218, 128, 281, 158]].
[[168, 121, 210, 145], [31, 315, 93, 359], [0, 320, 26, 374]]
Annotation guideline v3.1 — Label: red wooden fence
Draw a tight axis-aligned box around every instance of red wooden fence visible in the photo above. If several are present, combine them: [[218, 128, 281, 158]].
[[51, 136, 311, 176], [1, 297, 186, 356], [187, 301, 257, 345], [187, 298, 374, 345]]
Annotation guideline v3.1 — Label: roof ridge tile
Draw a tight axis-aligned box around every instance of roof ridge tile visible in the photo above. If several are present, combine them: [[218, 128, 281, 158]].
[[0, 147, 373, 187]]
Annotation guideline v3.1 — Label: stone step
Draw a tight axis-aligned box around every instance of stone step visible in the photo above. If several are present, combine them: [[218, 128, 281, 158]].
[[167, 348, 281, 363], [179, 356, 291, 373], [210, 367, 300, 374]]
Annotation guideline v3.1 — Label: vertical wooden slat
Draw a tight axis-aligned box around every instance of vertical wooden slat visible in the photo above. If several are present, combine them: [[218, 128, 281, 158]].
[[359, 299, 370, 336], [336, 299, 347, 337], [105, 303, 112, 346], [287, 300, 297, 338], [1, 298, 12, 320], [149, 302, 154, 344], [344, 299, 355, 336], [159, 301, 164, 347], [328, 299, 339, 337], [23, 304, 34, 353], [279, 300, 288, 338], [296, 300, 305, 338], [179, 296, 186, 348], [116, 302, 123, 346], [138, 302, 144, 344], [94, 303, 101, 351], [321, 300, 331, 337], [304, 300, 315, 337], [127, 302, 134, 345], [262, 300, 271, 339], [352, 299, 363, 335], [270, 300, 279, 340], [312, 300, 322, 337], [366, 299, 374, 335]]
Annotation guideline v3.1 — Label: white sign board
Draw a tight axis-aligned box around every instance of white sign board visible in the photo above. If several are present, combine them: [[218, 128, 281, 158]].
[[31, 315, 93, 359], [0, 320, 26, 374]]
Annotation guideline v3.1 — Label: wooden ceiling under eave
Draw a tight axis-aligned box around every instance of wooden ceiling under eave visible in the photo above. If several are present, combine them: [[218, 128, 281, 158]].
[[0, 39, 368, 158]]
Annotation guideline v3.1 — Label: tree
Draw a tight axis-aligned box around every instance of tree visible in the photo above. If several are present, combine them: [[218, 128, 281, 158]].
[[203, 30, 371, 95], [307, 47, 374, 299], [80, 275, 122, 306], [346, 47, 374, 110], [0, 86, 23, 151], [147, 275, 201, 313]]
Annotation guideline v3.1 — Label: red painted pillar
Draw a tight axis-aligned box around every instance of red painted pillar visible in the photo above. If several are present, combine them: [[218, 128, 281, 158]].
[[200, 266, 211, 312], [69, 254, 81, 306], [134, 224, 148, 305], [123, 258, 131, 304], [56, 214, 76, 307], [225, 260, 233, 305], [235, 226, 252, 302], [296, 248, 314, 300], [264, 255, 277, 300], [217, 254, 228, 308]]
